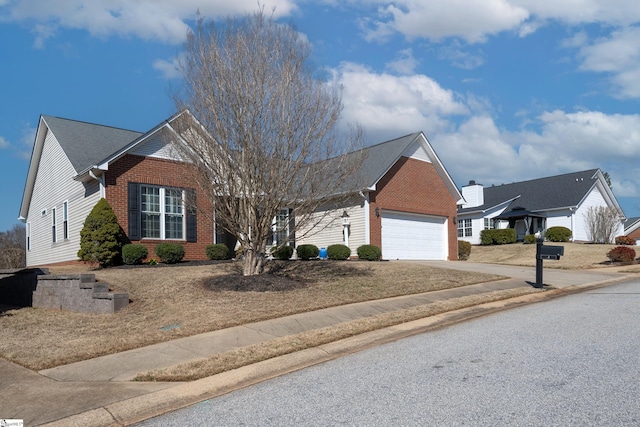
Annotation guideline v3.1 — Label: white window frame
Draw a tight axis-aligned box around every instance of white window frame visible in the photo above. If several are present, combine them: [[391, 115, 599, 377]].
[[457, 218, 472, 237], [484, 218, 494, 230], [272, 208, 290, 246], [63, 200, 69, 240], [140, 184, 185, 241], [51, 207, 57, 243]]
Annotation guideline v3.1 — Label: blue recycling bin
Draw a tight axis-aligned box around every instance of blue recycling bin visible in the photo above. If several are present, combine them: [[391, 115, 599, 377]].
[[319, 247, 328, 259]]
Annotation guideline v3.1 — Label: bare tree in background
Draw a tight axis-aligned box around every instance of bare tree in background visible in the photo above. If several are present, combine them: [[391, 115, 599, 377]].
[[172, 10, 364, 276], [584, 206, 623, 243], [0, 224, 26, 269]]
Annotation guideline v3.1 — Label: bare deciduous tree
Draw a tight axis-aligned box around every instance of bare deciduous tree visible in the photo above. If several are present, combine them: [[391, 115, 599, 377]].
[[0, 224, 26, 269], [172, 10, 363, 276], [584, 206, 623, 244]]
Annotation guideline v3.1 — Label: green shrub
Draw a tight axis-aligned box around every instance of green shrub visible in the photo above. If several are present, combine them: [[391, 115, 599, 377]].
[[357, 244, 382, 261], [272, 245, 294, 260], [457, 240, 471, 260], [615, 235, 636, 246], [327, 244, 351, 260], [77, 198, 126, 267], [606, 246, 636, 263], [154, 243, 185, 264], [546, 226, 572, 242], [296, 244, 319, 260], [122, 244, 148, 265], [206, 244, 229, 260], [523, 234, 537, 244], [480, 229, 516, 245]]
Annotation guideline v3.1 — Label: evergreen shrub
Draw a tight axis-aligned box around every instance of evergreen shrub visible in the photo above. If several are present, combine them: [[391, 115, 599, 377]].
[[296, 244, 319, 260], [357, 244, 382, 261], [206, 244, 229, 260], [77, 198, 126, 267], [480, 229, 516, 245], [155, 243, 185, 264], [272, 245, 294, 260], [327, 244, 351, 260], [122, 244, 148, 265], [546, 226, 572, 242]]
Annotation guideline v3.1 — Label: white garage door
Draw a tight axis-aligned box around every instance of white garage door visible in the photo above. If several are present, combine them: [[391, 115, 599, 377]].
[[381, 211, 447, 260]]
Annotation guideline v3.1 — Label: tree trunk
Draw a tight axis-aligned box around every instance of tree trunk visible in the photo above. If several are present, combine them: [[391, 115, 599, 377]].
[[242, 247, 264, 276]]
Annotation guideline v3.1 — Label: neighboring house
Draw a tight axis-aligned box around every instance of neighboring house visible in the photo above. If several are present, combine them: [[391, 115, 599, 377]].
[[457, 169, 625, 245], [19, 112, 462, 266], [624, 217, 640, 243]]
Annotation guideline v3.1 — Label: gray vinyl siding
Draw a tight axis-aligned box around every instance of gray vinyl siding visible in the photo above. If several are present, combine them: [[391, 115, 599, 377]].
[[25, 131, 101, 266]]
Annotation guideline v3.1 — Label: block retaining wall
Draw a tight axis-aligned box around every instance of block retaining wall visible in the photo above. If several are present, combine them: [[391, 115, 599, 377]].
[[33, 274, 129, 314]]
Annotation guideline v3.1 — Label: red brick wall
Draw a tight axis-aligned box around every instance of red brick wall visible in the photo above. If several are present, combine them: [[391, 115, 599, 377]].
[[105, 154, 213, 261], [628, 228, 640, 241], [369, 156, 458, 260]]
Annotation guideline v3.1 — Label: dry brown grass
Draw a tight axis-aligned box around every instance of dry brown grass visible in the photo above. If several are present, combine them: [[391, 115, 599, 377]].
[[135, 287, 539, 382], [0, 261, 502, 370], [468, 242, 640, 270]]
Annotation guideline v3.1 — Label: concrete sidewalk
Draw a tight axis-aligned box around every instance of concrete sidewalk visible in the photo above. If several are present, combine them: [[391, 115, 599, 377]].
[[0, 262, 633, 426]]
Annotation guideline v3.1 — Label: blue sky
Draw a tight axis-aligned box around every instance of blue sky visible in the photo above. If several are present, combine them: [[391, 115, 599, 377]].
[[1, 0, 640, 232]]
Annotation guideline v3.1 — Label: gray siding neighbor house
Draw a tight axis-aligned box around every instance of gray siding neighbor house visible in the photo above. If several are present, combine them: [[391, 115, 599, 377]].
[[457, 169, 625, 244]]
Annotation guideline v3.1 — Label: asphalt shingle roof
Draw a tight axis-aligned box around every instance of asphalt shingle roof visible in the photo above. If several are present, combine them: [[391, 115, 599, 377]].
[[42, 115, 143, 173], [459, 169, 600, 213]]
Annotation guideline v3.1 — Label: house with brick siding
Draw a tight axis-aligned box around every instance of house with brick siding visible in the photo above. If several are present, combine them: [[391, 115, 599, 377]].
[[19, 112, 462, 266], [624, 217, 640, 243]]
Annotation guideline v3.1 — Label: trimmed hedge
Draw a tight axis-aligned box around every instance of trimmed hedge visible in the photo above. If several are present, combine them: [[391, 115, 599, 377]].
[[327, 244, 351, 260], [523, 234, 537, 244], [480, 228, 516, 245], [206, 244, 229, 260], [272, 245, 294, 260], [357, 244, 382, 261], [457, 240, 471, 260], [615, 235, 636, 246], [155, 243, 185, 264], [296, 244, 319, 260], [606, 246, 636, 263], [546, 226, 572, 242], [122, 244, 148, 265]]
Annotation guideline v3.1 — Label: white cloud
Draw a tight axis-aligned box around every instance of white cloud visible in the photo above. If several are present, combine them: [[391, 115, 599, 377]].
[[332, 62, 469, 142], [153, 56, 182, 80], [385, 48, 419, 75], [0, 136, 9, 149], [430, 109, 640, 199], [574, 26, 640, 98], [2, 0, 298, 46], [437, 42, 485, 70], [513, 0, 640, 26], [365, 0, 529, 43]]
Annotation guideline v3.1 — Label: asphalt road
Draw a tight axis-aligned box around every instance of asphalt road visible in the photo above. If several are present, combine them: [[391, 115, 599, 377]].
[[136, 280, 640, 426]]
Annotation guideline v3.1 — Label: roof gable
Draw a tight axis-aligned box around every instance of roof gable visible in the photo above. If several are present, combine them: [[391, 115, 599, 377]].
[[41, 115, 143, 173]]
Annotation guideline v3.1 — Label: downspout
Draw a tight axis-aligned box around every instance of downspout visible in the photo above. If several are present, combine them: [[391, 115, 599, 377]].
[[360, 191, 370, 245]]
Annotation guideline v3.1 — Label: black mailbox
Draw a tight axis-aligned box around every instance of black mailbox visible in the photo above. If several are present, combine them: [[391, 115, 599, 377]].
[[538, 245, 564, 260]]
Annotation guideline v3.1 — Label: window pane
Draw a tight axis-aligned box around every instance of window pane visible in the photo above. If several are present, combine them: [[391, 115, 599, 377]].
[[165, 214, 183, 239], [165, 189, 183, 215], [142, 213, 161, 238], [141, 186, 160, 213]]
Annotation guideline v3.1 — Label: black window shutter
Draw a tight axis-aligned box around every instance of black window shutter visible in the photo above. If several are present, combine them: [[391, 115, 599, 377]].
[[186, 188, 197, 242], [288, 208, 295, 246], [128, 182, 141, 240]]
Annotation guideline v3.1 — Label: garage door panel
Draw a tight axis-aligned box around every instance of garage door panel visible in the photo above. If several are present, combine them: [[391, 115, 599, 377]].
[[381, 212, 446, 260]]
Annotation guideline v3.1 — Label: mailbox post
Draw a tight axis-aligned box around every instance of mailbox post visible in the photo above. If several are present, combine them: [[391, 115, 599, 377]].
[[535, 239, 564, 288]]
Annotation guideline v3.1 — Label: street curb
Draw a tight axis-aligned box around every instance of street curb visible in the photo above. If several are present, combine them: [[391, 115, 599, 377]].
[[40, 275, 635, 427]]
